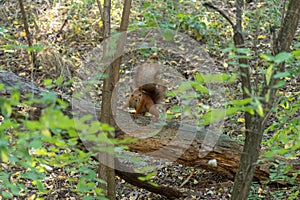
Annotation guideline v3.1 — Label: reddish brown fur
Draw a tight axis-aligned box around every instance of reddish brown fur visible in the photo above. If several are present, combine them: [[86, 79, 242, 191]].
[[121, 86, 161, 119], [121, 64, 165, 120]]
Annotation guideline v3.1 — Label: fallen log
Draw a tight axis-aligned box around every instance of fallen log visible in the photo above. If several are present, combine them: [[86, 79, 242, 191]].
[[1, 69, 299, 187], [115, 112, 300, 185]]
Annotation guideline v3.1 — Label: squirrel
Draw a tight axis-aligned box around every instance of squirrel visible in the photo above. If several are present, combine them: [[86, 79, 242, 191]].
[[120, 64, 166, 120]]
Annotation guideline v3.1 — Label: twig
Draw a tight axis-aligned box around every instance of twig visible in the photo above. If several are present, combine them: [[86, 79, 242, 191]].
[[262, 96, 282, 128], [96, 0, 104, 22], [54, 17, 69, 43], [180, 169, 194, 188], [17, 0, 38, 69], [203, 2, 235, 28]]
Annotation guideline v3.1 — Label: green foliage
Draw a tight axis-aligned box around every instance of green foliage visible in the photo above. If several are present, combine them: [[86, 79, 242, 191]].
[[130, 0, 225, 45], [0, 27, 8, 37], [224, 44, 253, 68], [189, 72, 269, 126], [4, 44, 44, 52], [259, 77, 300, 198], [176, 13, 207, 40], [251, 40, 300, 197], [0, 84, 117, 199]]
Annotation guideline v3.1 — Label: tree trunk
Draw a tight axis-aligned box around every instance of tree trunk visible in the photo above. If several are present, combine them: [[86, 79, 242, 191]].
[[231, 0, 300, 199], [98, 0, 116, 198], [110, 0, 132, 125], [99, 0, 132, 198]]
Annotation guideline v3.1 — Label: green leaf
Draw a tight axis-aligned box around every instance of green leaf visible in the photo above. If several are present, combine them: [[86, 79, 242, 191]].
[[0, 147, 9, 162], [0, 27, 8, 37], [79, 166, 97, 179], [273, 71, 290, 79], [228, 98, 252, 106], [178, 81, 192, 92], [23, 171, 45, 180], [44, 79, 53, 86], [11, 90, 20, 103], [240, 106, 255, 115], [262, 151, 276, 158], [78, 178, 95, 192], [227, 73, 237, 83], [34, 180, 47, 193], [253, 98, 264, 117], [2, 191, 13, 198], [83, 197, 96, 200], [56, 77, 64, 86], [266, 65, 273, 85], [292, 49, 300, 58], [201, 73, 231, 83], [260, 53, 274, 61], [56, 98, 69, 109], [265, 89, 271, 103], [30, 139, 43, 149], [239, 64, 249, 68], [138, 171, 156, 181], [272, 80, 286, 88], [172, 105, 181, 113], [161, 28, 175, 41], [8, 183, 20, 195], [34, 148, 48, 156], [274, 52, 291, 63], [27, 45, 44, 52], [25, 121, 44, 130], [195, 74, 204, 83], [100, 123, 114, 132], [3, 102, 12, 117], [236, 47, 252, 55], [55, 138, 66, 147], [190, 81, 209, 93], [200, 108, 229, 125], [4, 44, 28, 50], [41, 92, 57, 103], [68, 138, 78, 146]]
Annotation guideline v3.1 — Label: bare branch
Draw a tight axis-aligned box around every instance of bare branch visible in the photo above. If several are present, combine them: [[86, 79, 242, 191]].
[[203, 2, 235, 28], [17, 0, 38, 69], [96, 0, 104, 22]]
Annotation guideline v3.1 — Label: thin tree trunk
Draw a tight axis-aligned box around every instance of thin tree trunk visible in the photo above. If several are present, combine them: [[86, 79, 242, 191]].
[[96, 0, 104, 23], [17, 0, 38, 69], [98, 0, 115, 199], [99, 0, 132, 199], [231, 0, 300, 199], [110, 0, 131, 124], [106, 1, 132, 196]]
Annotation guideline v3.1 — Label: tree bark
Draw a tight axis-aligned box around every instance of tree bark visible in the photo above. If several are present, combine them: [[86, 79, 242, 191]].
[[115, 116, 300, 185], [231, 0, 261, 199], [110, 0, 132, 125], [202, 1, 300, 198], [99, 0, 132, 198], [98, 0, 116, 198], [231, 0, 300, 199]]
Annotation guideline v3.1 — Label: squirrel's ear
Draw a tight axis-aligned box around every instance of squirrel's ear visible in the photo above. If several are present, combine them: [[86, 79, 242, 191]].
[[138, 86, 143, 91]]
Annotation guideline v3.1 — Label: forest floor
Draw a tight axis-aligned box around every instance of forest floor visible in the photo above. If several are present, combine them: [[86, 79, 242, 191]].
[[0, 0, 299, 199]]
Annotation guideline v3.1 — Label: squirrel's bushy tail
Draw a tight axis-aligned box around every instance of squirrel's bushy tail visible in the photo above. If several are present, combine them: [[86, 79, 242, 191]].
[[134, 63, 166, 104]]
